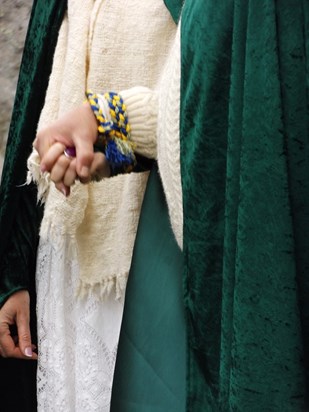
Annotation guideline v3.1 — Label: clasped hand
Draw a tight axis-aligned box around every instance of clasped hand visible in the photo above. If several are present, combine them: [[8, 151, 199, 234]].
[[34, 102, 110, 196]]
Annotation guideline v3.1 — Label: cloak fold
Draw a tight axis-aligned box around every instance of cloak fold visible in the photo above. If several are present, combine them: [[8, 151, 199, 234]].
[[180, 0, 309, 410], [0, 1, 66, 411], [113, 1, 309, 411]]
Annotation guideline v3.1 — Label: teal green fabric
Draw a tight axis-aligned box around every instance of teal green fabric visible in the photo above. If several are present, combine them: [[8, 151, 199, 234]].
[[0, 1, 66, 411], [163, 0, 183, 23], [111, 166, 186, 412], [180, 0, 309, 410], [111, 3, 186, 411], [0, 0, 67, 307]]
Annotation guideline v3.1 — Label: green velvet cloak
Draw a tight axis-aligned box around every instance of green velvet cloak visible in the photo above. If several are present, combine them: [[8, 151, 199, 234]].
[[0, 1, 66, 411], [180, 0, 309, 410], [113, 0, 309, 411], [0, 0, 67, 305]]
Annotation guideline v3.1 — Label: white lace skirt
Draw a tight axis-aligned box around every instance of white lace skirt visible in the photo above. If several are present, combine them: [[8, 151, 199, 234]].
[[36, 235, 124, 412]]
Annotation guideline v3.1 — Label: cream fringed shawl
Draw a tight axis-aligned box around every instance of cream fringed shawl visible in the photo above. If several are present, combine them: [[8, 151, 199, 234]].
[[28, 0, 177, 299]]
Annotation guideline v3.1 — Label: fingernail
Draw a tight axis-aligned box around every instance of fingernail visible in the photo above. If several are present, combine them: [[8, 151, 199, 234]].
[[62, 188, 68, 197], [40, 164, 47, 173], [25, 347, 33, 357], [81, 166, 89, 177]]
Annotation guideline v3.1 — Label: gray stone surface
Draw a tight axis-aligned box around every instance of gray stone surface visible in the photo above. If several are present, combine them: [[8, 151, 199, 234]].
[[0, 0, 32, 176]]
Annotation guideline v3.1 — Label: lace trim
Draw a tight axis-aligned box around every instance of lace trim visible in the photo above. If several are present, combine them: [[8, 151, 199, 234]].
[[36, 235, 124, 411]]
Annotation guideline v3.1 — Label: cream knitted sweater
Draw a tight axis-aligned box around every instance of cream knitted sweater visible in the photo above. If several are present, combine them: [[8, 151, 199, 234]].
[[28, 0, 183, 298]]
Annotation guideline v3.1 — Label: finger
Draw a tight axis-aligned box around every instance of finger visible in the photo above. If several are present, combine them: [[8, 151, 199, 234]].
[[40, 142, 66, 173], [63, 158, 78, 187], [0, 340, 24, 359], [50, 154, 71, 183], [16, 311, 34, 359], [74, 140, 95, 180], [1, 344, 37, 360], [55, 182, 70, 197], [90, 152, 111, 181], [33, 129, 54, 162], [74, 102, 98, 178], [0, 322, 18, 357], [0, 322, 33, 359]]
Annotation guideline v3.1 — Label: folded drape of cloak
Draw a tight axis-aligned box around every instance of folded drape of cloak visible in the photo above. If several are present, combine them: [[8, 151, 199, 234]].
[[0, 1, 67, 411], [113, 1, 309, 411]]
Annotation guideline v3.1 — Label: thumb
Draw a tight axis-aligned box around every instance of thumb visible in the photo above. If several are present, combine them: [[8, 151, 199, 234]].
[[74, 139, 95, 180], [74, 102, 97, 179], [16, 311, 33, 358]]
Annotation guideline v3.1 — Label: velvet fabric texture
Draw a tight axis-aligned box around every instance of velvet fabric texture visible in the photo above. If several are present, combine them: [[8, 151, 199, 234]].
[[180, 0, 309, 410], [0, 1, 66, 411], [0, 0, 67, 304], [163, 0, 183, 22]]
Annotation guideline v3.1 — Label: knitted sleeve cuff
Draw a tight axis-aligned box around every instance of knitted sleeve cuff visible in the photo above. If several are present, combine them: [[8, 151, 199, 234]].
[[120, 86, 158, 159]]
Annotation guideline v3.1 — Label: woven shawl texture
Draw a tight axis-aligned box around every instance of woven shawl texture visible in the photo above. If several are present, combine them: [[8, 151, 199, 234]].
[[34, 0, 176, 297], [180, 0, 309, 410]]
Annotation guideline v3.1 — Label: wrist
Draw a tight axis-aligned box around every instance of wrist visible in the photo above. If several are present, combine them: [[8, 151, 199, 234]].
[[85, 90, 136, 176]]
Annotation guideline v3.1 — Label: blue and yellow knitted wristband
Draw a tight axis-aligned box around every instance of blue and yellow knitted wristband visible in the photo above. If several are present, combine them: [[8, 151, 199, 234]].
[[86, 90, 136, 175]]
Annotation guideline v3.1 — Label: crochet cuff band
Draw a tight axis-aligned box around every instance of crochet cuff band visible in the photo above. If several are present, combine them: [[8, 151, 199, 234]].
[[86, 90, 136, 176]]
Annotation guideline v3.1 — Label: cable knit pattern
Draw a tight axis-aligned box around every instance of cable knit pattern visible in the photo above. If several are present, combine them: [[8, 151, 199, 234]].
[[158, 24, 183, 249], [120, 87, 158, 159]]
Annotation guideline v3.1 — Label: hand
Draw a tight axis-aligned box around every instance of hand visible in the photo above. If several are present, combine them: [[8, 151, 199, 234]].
[[0, 290, 37, 360], [50, 149, 111, 196], [33, 102, 98, 180]]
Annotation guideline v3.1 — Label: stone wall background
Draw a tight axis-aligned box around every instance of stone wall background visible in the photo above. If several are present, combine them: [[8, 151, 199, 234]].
[[0, 0, 32, 177]]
